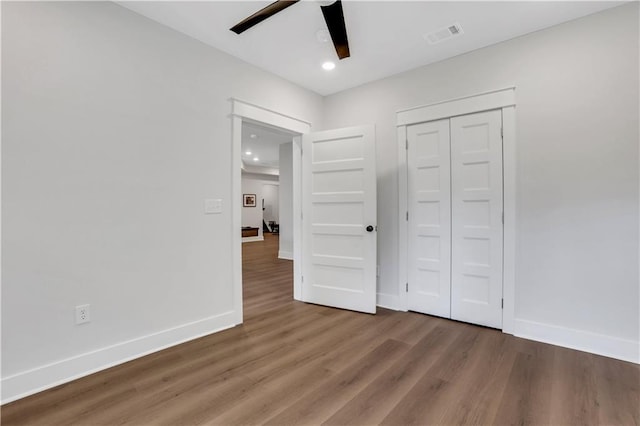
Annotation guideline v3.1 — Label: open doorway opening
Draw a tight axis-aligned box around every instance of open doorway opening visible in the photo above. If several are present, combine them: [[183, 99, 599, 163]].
[[240, 122, 289, 243], [230, 99, 311, 325], [240, 121, 296, 318], [232, 100, 378, 318]]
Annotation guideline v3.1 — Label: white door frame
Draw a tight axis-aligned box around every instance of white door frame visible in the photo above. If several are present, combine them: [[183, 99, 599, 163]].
[[230, 99, 311, 324], [396, 87, 517, 334]]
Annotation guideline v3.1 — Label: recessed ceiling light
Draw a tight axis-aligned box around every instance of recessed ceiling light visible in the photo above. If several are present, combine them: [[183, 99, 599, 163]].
[[250, 134, 257, 139], [245, 151, 252, 155], [322, 61, 335, 71], [253, 157, 259, 161]]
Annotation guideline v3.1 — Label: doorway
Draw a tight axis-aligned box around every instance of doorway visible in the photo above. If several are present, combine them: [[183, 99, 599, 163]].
[[239, 120, 296, 316], [230, 99, 310, 324], [241, 121, 294, 320], [240, 121, 289, 244], [231, 99, 379, 321]]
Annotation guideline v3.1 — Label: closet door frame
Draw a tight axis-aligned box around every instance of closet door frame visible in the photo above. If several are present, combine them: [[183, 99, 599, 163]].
[[396, 87, 517, 334]]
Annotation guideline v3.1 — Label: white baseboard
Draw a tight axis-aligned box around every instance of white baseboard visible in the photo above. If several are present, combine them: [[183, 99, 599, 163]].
[[377, 293, 402, 311], [1, 311, 237, 404], [514, 318, 639, 364], [278, 250, 293, 260], [242, 236, 264, 243]]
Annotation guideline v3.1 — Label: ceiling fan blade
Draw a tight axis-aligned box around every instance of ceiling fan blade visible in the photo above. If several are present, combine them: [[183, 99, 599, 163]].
[[320, 0, 350, 59], [230, 1, 299, 35]]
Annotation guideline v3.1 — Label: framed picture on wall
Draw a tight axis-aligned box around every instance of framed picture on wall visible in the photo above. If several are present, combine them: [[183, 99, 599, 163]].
[[243, 194, 257, 207]]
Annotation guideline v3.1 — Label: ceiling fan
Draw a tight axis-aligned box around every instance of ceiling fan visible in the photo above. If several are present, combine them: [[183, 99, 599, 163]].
[[230, 0, 350, 60]]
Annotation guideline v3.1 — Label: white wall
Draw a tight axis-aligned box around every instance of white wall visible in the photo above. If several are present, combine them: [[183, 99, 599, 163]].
[[323, 3, 639, 360], [262, 184, 279, 225], [1, 1, 323, 402], [241, 173, 279, 240], [278, 143, 294, 259]]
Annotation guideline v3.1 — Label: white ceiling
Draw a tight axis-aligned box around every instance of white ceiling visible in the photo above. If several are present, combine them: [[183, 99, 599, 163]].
[[118, 1, 624, 96], [241, 121, 293, 169]]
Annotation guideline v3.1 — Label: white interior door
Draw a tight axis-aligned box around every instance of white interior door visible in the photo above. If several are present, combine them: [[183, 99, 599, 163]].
[[302, 125, 377, 314], [450, 110, 503, 328], [407, 119, 451, 317]]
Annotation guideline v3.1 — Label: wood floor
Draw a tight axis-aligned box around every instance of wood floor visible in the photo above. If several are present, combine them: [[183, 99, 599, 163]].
[[3, 233, 639, 425]]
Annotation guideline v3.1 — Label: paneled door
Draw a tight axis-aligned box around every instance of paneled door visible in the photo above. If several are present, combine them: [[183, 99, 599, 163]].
[[450, 110, 503, 328], [302, 125, 377, 314], [407, 119, 452, 317]]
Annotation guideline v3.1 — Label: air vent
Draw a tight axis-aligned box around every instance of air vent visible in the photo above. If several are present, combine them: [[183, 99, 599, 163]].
[[424, 23, 464, 44]]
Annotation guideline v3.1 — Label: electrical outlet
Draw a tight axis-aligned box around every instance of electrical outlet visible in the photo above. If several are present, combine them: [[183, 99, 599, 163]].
[[75, 304, 90, 325]]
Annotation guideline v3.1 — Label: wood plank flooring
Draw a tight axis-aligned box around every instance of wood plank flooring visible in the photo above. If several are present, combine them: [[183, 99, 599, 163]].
[[2, 233, 639, 425]]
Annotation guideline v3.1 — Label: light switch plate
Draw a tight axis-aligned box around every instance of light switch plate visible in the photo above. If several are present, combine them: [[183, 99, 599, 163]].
[[204, 199, 222, 214]]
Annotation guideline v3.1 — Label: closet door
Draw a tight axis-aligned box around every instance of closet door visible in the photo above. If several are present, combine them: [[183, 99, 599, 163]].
[[407, 119, 451, 318], [450, 110, 503, 328]]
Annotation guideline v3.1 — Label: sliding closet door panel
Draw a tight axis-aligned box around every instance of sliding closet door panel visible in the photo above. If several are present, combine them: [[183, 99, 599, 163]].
[[407, 119, 451, 317], [450, 110, 503, 328]]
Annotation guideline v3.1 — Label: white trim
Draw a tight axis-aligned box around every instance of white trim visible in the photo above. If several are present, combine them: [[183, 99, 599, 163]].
[[232, 116, 243, 325], [501, 106, 517, 334], [1, 311, 237, 404], [231, 101, 310, 313], [278, 250, 293, 260], [0, 2, 3, 399], [397, 125, 409, 312], [377, 293, 403, 311], [514, 319, 640, 364], [397, 87, 516, 126], [292, 136, 303, 301], [230, 98, 311, 135], [242, 236, 264, 243], [396, 88, 516, 334]]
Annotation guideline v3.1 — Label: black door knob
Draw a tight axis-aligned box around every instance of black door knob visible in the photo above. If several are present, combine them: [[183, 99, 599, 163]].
[[366, 225, 374, 232]]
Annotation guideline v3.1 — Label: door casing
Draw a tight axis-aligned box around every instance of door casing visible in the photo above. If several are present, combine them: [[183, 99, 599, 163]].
[[397, 87, 517, 334], [231, 99, 311, 324]]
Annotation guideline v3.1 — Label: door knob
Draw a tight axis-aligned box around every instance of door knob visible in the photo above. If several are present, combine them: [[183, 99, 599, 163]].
[[366, 225, 374, 232]]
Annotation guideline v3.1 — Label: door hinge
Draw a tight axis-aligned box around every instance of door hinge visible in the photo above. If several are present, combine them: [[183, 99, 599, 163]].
[[301, 275, 304, 283], [406, 283, 408, 292], [501, 127, 504, 139], [406, 211, 409, 221], [405, 137, 408, 150], [501, 298, 504, 309]]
